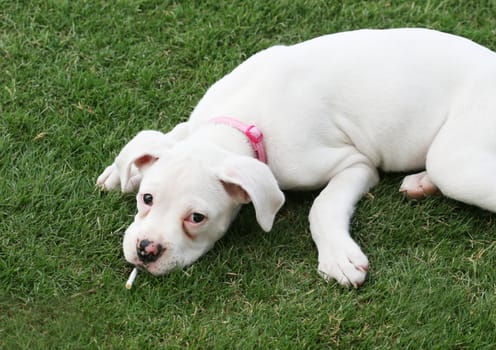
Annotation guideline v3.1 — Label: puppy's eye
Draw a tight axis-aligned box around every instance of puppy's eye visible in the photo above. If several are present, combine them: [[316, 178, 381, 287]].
[[143, 193, 153, 206], [188, 213, 206, 224]]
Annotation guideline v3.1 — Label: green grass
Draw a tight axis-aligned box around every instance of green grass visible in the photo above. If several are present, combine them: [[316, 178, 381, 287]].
[[1, 0, 496, 348]]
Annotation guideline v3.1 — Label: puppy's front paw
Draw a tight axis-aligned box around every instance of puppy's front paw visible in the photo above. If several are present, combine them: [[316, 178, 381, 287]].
[[317, 240, 369, 288], [96, 163, 120, 191], [97, 163, 142, 192]]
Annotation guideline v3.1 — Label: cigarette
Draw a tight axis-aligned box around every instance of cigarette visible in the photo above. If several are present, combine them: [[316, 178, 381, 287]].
[[125, 267, 139, 289]]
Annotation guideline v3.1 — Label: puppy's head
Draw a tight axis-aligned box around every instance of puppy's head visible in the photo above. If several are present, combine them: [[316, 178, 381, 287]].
[[120, 140, 285, 275]]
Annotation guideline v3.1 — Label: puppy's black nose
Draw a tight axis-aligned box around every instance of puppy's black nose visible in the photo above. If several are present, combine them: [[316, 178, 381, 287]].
[[136, 239, 163, 264]]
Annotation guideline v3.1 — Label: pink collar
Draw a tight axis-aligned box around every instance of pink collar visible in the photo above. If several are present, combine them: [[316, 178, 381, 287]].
[[209, 117, 267, 163]]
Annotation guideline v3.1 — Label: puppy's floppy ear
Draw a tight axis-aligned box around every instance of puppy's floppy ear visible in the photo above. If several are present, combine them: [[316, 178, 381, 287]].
[[216, 156, 285, 232], [115, 123, 189, 192], [115, 130, 165, 192]]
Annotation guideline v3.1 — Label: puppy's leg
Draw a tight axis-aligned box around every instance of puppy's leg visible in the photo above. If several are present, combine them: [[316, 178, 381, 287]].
[[427, 143, 496, 212], [426, 100, 496, 212], [400, 171, 439, 199], [309, 164, 379, 288]]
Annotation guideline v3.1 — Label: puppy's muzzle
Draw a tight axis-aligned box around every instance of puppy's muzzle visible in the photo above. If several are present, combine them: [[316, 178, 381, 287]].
[[136, 239, 163, 264]]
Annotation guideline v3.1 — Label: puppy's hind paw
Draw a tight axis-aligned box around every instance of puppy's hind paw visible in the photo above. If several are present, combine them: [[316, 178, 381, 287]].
[[400, 171, 439, 199]]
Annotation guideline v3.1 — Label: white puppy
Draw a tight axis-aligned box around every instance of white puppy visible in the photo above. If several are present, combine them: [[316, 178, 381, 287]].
[[97, 28, 496, 287]]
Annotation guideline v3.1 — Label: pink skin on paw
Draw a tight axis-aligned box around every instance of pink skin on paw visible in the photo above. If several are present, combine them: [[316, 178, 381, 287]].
[[357, 264, 369, 272], [400, 171, 439, 199], [420, 176, 438, 196]]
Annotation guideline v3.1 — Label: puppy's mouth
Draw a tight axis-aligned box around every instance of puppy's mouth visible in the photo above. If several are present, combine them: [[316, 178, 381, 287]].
[[132, 260, 157, 275], [134, 254, 185, 276]]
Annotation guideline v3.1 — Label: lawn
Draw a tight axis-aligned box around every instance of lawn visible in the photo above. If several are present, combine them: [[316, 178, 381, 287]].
[[1, 0, 496, 348]]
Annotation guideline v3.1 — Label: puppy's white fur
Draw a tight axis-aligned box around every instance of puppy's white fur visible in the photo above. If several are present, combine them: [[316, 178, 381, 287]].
[[97, 28, 496, 287]]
